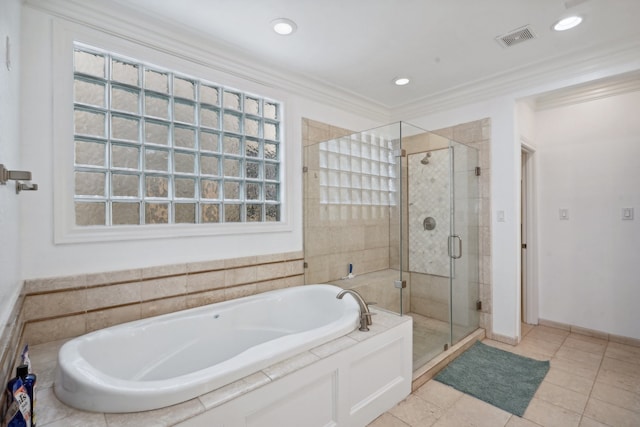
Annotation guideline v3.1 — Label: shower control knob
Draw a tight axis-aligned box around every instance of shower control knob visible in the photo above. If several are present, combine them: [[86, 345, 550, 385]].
[[423, 217, 436, 230]]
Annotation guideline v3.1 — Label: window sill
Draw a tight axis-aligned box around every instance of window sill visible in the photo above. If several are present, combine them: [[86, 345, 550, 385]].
[[54, 220, 293, 245]]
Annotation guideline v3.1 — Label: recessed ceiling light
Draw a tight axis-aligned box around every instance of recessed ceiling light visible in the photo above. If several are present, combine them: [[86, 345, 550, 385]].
[[553, 15, 583, 31], [394, 77, 410, 86], [271, 18, 297, 35]]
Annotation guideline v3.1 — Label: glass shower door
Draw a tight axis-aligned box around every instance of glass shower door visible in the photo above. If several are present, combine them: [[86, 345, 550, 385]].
[[449, 141, 480, 344]]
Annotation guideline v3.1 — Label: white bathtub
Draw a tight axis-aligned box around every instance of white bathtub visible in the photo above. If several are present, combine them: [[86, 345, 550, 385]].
[[54, 284, 360, 413]]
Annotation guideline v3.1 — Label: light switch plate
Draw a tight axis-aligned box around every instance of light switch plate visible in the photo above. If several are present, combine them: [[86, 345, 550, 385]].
[[559, 209, 569, 220], [622, 207, 634, 220]]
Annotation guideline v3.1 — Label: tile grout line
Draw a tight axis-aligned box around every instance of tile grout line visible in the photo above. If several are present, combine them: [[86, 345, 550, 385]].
[[519, 328, 585, 427], [580, 340, 640, 424], [573, 334, 608, 427], [523, 329, 570, 426]]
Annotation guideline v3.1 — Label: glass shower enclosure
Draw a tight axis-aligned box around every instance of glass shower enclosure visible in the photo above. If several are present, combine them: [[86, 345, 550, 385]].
[[303, 121, 480, 371]]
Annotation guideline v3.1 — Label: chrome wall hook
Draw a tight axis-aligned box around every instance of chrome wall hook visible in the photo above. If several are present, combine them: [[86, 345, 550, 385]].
[[16, 181, 38, 194]]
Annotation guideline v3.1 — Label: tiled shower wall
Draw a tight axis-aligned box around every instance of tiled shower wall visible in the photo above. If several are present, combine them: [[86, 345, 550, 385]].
[[398, 131, 454, 324], [392, 120, 492, 336], [424, 119, 492, 336], [302, 117, 491, 330], [302, 118, 404, 312], [408, 148, 451, 277], [303, 119, 393, 282]]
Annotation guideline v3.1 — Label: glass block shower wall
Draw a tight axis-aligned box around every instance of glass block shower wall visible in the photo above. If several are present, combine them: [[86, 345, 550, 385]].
[[318, 134, 396, 207]]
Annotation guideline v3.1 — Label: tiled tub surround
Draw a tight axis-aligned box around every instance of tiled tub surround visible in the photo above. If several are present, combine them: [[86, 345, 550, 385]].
[[30, 308, 412, 427], [0, 251, 304, 416], [20, 251, 304, 346]]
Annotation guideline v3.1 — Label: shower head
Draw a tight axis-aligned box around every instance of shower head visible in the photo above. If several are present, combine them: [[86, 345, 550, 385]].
[[420, 152, 431, 165]]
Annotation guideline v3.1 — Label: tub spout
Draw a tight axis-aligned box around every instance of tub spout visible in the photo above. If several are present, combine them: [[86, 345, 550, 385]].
[[336, 289, 374, 331]]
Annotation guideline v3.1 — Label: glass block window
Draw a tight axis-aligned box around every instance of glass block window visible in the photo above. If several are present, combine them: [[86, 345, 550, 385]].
[[72, 44, 281, 226], [318, 134, 396, 206]]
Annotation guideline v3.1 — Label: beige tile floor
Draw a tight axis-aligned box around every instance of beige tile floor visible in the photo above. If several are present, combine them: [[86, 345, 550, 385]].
[[369, 324, 640, 427]]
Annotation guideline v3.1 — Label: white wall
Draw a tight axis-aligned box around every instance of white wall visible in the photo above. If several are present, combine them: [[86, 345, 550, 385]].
[[535, 91, 640, 339], [0, 0, 23, 326], [19, 4, 382, 280], [517, 101, 537, 147]]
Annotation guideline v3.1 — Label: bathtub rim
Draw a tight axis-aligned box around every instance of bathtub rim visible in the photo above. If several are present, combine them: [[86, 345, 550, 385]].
[[54, 283, 361, 413]]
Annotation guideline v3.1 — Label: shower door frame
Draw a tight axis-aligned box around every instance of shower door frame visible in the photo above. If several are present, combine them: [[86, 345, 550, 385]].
[[401, 134, 480, 369], [448, 141, 480, 346]]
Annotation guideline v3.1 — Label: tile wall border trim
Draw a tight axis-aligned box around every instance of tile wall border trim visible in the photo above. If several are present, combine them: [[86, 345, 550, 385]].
[[21, 272, 305, 325]]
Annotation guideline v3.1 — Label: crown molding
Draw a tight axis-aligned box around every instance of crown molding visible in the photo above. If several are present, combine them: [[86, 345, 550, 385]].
[[22, 0, 640, 124], [24, 0, 391, 122], [533, 69, 640, 110], [392, 39, 640, 120]]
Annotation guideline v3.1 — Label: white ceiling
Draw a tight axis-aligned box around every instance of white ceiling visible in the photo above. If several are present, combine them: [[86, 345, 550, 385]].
[[111, 0, 640, 109]]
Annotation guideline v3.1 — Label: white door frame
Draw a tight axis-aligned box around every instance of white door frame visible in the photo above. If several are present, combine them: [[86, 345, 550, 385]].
[[521, 140, 539, 325]]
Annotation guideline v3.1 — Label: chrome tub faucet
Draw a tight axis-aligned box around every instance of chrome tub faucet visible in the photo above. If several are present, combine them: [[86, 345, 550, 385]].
[[336, 289, 375, 331]]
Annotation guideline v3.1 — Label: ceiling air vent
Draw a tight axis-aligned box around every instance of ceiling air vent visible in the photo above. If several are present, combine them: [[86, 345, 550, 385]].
[[496, 26, 536, 48]]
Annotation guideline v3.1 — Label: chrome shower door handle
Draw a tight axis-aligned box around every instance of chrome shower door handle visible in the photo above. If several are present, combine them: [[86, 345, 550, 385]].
[[448, 235, 463, 259], [453, 235, 462, 259]]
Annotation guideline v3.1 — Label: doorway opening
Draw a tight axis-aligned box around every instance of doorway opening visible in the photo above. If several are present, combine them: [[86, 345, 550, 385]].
[[520, 143, 538, 325]]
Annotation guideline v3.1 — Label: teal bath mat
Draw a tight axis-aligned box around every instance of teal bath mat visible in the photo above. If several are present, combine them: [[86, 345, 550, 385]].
[[435, 341, 549, 416]]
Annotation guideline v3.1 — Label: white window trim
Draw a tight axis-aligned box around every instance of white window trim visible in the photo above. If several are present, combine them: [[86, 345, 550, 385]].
[[52, 21, 294, 244]]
